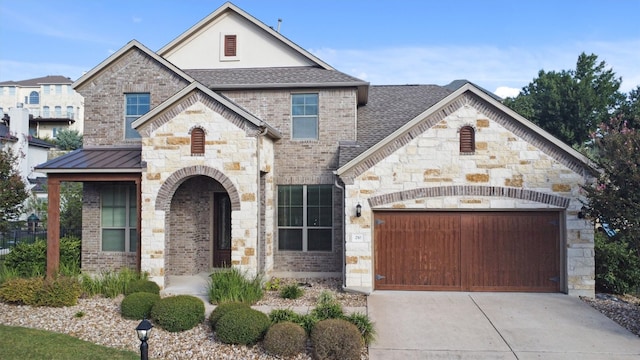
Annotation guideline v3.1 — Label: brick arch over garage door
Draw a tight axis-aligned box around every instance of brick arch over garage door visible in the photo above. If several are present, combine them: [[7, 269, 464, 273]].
[[368, 185, 570, 208], [155, 166, 241, 212]]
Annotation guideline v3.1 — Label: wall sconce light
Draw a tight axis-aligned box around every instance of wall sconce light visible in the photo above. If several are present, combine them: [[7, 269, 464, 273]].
[[356, 203, 362, 217], [578, 206, 586, 219]]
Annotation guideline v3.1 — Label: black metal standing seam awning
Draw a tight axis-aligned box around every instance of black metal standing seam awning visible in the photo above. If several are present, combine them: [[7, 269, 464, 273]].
[[35, 147, 143, 173]]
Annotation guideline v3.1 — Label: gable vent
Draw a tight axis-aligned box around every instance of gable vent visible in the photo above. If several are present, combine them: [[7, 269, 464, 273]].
[[224, 35, 237, 57], [460, 126, 475, 153]]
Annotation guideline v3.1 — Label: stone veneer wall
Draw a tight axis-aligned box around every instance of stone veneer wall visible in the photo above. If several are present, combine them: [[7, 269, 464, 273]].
[[223, 89, 356, 273], [342, 99, 595, 297], [139, 98, 271, 287]]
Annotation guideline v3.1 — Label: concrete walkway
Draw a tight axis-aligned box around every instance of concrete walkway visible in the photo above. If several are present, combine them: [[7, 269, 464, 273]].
[[367, 292, 640, 359]]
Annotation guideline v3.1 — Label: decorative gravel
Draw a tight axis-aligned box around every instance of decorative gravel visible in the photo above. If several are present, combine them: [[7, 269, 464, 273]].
[[582, 293, 640, 337], [0, 278, 369, 359]]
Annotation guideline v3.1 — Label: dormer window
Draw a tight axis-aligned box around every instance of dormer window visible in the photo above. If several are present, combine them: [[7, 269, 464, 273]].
[[459, 125, 475, 154]]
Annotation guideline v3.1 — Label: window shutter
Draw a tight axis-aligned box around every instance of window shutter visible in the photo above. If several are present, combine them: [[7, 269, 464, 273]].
[[191, 128, 205, 155], [460, 126, 475, 153], [224, 35, 237, 57]]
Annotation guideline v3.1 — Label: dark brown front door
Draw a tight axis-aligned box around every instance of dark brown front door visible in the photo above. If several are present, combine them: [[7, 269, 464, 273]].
[[213, 192, 232, 268], [374, 211, 560, 292]]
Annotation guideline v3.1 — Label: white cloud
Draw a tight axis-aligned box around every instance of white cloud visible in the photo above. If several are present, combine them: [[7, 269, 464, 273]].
[[494, 87, 521, 99]]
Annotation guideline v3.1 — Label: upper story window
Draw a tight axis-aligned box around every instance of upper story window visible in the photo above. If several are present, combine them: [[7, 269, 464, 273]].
[[55, 85, 62, 94], [278, 184, 333, 252], [9, 87, 16, 96], [460, 125, 475, 153], [191, 127, 205, 155], [43, 85, 50, 94], [43, 106, 50, 117], [66, 106, 74, 119], [29, 91, 39, 105], [125, 93, 150, 139], [54, 106, 62, 117], [291, 93, 319, 140]]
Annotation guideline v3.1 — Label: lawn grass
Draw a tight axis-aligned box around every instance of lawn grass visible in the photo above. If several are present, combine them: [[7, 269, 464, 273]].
[[0, 324, 139, 360]]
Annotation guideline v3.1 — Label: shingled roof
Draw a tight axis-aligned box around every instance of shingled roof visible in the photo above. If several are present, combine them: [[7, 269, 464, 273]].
[[0, 75, 74, 86], [339, 85, 453, 166]]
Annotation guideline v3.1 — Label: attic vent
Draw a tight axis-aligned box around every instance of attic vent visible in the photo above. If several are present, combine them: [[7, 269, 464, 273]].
[[460, 126, 475, 153], [224, 35, 237, 57], [191, 128, 205, 155]]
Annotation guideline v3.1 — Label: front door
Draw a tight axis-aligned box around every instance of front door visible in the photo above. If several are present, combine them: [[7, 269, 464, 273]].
[[213, 192, 232, 268]]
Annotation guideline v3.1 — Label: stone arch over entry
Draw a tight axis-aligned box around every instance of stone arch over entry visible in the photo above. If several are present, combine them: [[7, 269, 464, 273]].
[[368, 185, 570, 208], [155, 166, 241, 213]]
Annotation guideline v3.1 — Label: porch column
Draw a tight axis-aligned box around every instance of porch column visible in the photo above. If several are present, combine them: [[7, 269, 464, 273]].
[[46, 178, 61, 278]]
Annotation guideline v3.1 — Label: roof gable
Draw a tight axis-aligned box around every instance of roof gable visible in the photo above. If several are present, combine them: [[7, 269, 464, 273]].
[[158, 2, 333, 70], [132, 82, 281, 139], [72, 40, 194, 90], [337, 83, 595, 182]]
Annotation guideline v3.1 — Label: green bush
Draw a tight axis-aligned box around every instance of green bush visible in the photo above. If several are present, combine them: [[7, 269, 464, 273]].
[[121, 292, 161, 320], [0, 277, 43, 305], [209, 301, 250, 330], [125, 279, 160, 295], [3, 237, 81, 277], [595, 233, 640, 294], [280, 284, 304, 299], [310, 291, 344, 321], [34, 276, 82, 307], [344, 312, 376, 345], [215, 308, 271, 345], [311, 319, 363, 360], [80, 269, 144, 298], [269, 308, 304, 324], [0, 276, 81, 307], [263, 321, 307, 357], [208, 268, 263, 305], [151, 295, 205, 332]]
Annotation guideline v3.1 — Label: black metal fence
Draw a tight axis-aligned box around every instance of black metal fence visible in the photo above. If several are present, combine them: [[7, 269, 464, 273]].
[[0, 228, 81, 253]]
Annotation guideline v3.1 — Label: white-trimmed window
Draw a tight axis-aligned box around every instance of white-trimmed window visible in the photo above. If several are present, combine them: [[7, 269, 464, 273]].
[[278, 185, 333, 251], [291, 93, 319, 139], [54, 106, 62, 117], [125, 93, 150, 139], [29, 91, 39, 105], [101, 185, 137, 252], [66, 106, 74, 119]]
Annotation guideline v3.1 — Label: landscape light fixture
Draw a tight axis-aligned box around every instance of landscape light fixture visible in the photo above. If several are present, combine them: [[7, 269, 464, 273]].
[[27, 213, 39, 232], [356, 203, 362, 217], [135, 319, 153, 360]]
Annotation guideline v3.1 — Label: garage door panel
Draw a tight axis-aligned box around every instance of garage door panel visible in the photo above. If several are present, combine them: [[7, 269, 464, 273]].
[[375, 212, 461, 290], [374, 211, 561, 292]]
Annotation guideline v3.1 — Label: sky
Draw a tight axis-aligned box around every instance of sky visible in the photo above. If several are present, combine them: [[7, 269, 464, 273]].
[[1, 0, 639, 98]]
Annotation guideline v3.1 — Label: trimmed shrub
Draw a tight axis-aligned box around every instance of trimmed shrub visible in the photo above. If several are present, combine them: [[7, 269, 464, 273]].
[[263, 321, 307, 357], [151, 295, 205, 332], [208, 268, 263, 305], [595, 232, 640, 294], [280, 284, 304, 299], [34, 276, 82, 307], [0, 277, 43, 305], [215, 308, 271, 345], [121, 292, 161, 320], [311, 319, 363, 360], [209, 302, 250, 330], [125, 279, 160, 295], [344, 312, 376, 345]]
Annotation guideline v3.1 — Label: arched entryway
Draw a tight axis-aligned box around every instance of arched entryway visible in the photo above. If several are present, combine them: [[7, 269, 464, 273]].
[[165, 176, 232, 275]]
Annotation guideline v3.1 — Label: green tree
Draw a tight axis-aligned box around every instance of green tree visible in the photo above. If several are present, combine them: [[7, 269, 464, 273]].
[[614, 86, 640, 129], [55, 129, 83, 150], [0, 148, 29, 233], [60, 182, 82, 231], [583, 116, 640, 252], [504, 53, 625, 147]]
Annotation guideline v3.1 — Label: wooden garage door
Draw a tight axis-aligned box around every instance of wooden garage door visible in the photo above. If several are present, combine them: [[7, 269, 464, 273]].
[[374, 211, 560, 292]]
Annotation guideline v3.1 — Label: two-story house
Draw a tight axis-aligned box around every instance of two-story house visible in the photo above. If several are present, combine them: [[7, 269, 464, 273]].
[[0, 75, 84, 138], [37, 2, 596, 297]]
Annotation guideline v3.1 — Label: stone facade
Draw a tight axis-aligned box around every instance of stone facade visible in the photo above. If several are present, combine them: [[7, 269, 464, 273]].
[[342, 94, 594, 297]]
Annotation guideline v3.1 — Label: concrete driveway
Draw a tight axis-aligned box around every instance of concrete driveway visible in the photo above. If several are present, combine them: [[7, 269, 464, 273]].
[[367, 292, 640, 359]]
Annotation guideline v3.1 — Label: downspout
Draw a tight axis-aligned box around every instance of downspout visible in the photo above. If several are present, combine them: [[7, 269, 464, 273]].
[[256, 126, 269, 274], [334, 175, 347, 291]]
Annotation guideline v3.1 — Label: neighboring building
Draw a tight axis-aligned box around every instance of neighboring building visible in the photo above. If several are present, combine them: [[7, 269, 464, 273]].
[[0, 75, 84, 138], [1, 107, 55, 198], [37, 2, 596, 297]]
